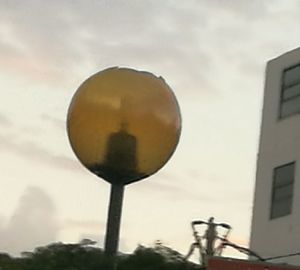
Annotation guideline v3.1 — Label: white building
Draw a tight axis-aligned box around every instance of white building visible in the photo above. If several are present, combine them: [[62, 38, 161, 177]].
[[250, 47, 300, 266]]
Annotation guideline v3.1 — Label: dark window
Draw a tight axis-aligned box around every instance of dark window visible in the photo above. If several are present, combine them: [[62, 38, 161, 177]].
[[280, 64, 300, 118], [270, 162, 295, 219]]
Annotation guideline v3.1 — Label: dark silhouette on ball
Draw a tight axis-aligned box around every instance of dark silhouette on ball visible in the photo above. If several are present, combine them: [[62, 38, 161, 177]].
[[89, 121, 147, 184]]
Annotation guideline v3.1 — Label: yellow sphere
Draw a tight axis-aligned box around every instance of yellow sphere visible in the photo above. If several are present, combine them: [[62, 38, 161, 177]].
[[67, 67, 181, 185]]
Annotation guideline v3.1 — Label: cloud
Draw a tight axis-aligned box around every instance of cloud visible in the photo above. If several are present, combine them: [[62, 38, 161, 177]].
[[63, 219, 105, 231], [1, 0, 298, 103], [0, 186, 59, 255], [0, 113, 12, 127], [0, 133, 84, 173], [0, 1, 86, 84], [207, 0, 270, 19], [131, 171, 216, 202], [0, 1, 216, 94], [41, 114, 65, 130]]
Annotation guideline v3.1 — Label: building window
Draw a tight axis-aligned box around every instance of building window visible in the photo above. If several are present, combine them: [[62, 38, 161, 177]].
[[280, 64, 300, 118], [270, 162, 295, 219]]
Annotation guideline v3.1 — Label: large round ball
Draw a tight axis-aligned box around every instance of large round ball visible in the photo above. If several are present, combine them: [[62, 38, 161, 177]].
[[67, 67, 181, 185]]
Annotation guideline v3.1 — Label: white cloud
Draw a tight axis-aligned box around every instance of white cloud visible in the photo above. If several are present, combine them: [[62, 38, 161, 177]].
[[0, 186, 59, 255]]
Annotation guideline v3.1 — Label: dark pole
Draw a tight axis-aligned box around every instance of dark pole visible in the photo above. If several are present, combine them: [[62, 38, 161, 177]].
[[104, 184, 125, 268]]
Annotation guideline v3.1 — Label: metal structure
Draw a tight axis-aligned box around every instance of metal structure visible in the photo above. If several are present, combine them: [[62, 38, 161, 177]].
[[185, 217, 264, 268], [185, 217, 231, 266]]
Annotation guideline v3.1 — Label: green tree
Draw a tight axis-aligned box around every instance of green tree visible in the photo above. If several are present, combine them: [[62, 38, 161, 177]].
[[0, 241, 199, 270]]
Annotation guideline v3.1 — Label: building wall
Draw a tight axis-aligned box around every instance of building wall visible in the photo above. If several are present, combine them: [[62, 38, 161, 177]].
[[250, 47, 300, 266]]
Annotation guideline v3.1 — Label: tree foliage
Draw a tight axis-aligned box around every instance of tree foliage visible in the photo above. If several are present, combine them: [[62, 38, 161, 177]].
[[0, 241, 199, 270]]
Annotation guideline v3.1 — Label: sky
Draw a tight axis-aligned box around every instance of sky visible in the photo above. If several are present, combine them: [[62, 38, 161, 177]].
[[1, 0, 300, 261]]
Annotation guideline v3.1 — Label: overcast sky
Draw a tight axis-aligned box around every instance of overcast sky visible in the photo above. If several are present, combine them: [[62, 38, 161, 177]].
[[1, 0, 300, 261]]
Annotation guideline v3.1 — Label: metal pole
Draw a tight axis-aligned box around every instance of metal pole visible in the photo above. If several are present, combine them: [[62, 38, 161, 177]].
[[104, 184, 125, 268]]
